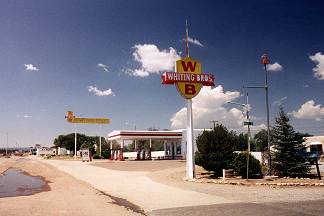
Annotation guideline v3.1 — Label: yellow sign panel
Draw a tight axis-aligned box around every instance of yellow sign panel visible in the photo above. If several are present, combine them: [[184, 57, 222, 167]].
[[65, 111, 110, 124], [72, 117, 110, 124], [175, 57, 202, 99]]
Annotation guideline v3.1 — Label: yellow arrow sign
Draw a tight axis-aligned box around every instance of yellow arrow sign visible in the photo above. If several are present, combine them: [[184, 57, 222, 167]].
[[65, 111, 110, 124], [72, 117, 110, 124]]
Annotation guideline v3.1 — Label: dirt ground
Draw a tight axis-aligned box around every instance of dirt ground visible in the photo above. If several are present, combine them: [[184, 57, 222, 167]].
[[0, 157, 141, 216], [91, 159, 324, 204], [2, 157, 323, 216], [91, 159, 185, 172]]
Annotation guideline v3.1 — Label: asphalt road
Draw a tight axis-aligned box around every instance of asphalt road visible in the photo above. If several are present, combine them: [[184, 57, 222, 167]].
[[149, 199, 324, 216]]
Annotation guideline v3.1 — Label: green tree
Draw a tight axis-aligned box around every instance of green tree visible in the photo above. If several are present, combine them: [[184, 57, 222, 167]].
[[271, 107, 310, 177], [195, 124, 237, 177], [234, 133, 256, 151], [295, 132, 313, 141], [53, 133, 105, 155], [254, 129, 274, 151]]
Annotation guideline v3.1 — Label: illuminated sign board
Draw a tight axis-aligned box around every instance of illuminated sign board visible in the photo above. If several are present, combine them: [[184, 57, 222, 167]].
[[161, 57, 215, 99]]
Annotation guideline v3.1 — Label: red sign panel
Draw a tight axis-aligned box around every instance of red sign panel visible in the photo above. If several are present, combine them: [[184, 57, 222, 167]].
[[161, 72, 214, 86]]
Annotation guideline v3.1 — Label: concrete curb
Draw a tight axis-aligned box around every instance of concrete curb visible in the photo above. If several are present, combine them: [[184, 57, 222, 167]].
[[190, 179, 324, 187]]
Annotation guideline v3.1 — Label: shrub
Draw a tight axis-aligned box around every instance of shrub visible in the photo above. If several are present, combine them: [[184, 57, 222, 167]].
[[231, 152, 262, 179], [45, 155, 52, 159], [196, 152, 232, 177], [93, 153, 103, 159], [195, 124, 237, 177], [101, 150, 110, 159]]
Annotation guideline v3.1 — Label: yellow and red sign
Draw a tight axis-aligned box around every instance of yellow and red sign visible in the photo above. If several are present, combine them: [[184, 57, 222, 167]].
[[161, 57, 215, 99], [66, 111, 74, 123], [65, 111, 110, 124]]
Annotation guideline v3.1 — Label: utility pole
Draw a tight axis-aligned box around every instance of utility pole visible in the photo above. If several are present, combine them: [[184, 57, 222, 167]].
[[210, 120, 218, 128], [262, 54, 271, 176], [6, 132, 8, 155], [246, 93, 251, 180], [244, 54, 271, 176]]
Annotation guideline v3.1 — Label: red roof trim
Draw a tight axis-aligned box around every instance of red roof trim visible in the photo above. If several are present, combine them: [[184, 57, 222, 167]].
[[108, 132, 182, 139]]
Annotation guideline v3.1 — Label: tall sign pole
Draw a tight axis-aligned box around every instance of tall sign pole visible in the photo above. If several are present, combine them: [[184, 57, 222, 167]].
[[161, 21, 215, 179], [185, 20, 190, 58], [186, 99, 195, 179], [185, 20, 195, 179]]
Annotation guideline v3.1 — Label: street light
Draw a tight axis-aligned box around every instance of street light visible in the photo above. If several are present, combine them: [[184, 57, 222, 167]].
[[228, 93, 252, 179], [244, 54, 271, 176]]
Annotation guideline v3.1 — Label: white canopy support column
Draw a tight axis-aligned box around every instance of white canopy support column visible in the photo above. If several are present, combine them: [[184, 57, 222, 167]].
[[149, 138, 152, 160], [110, 140, 113, 160], [119, 139, 124, 160], [99, 125, 102, 157]]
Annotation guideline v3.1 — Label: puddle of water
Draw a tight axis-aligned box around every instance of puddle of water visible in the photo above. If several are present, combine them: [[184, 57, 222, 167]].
[[0, 168, 50, 198]]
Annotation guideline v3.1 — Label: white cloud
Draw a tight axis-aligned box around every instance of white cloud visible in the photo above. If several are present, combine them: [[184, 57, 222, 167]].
[[24, 64, 39, 71], [292, 100, 324, 121], [304, 84, 309, 88], [88, 85, 115, 96], [182, 37, 204, 47], [127, 44, 180, 77], [170, 85, 265, 132], [310, 52, 324, 80], [17, 114, 32, 118], [272, 96, 287, 106], [267, 62, 283, 71], [97, 63, 109, 72]]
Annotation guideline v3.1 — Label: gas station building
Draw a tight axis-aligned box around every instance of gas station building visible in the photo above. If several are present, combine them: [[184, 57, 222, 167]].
[[107, 129, 208, 160]]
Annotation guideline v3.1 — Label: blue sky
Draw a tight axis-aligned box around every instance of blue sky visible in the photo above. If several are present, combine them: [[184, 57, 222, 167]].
[[1, 0, 324, 147]]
